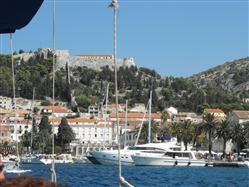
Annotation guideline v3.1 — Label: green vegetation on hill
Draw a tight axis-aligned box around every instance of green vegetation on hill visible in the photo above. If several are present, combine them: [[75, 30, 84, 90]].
[[0, 54, 248, 113]]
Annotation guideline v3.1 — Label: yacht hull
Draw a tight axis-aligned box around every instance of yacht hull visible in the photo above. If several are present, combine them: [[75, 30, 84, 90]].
[[132, 155, 206, 167], [88, 150, 134, 165]]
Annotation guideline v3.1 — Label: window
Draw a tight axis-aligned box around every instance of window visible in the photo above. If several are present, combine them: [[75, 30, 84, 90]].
[[95, 134, 97, 138]]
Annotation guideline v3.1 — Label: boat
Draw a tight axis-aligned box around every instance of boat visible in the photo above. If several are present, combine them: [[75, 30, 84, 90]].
[[131, 149, 207, 167], [87, 139, 179, 165], [87, 91, 176, 165], [40, 154, 74, 165]]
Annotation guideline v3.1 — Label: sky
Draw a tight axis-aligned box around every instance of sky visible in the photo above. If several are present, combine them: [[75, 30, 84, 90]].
[[0, 0, 248, 77]]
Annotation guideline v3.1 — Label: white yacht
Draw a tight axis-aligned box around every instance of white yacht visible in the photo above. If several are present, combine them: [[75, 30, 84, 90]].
[[131, 149, 207, 167], [40, 154, 74, 165], [87, 139, 179, 165]]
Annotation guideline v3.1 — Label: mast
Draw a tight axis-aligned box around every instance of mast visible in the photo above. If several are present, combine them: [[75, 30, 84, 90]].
[[103, 83, 109, 146], [30, 88, 35, 154], [10, 33, 19, 168], [51, 0, 57, 183], [148, 90, 152, 143], [109, 1, 133, 186], [124, 100, 128, 147]]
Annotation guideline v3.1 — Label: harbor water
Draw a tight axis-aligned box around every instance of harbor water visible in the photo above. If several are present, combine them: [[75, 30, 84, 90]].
[[5, 163, 249, 187]]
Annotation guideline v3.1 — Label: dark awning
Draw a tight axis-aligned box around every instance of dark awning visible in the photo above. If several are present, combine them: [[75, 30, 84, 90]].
[[0, 0, 44, 34]]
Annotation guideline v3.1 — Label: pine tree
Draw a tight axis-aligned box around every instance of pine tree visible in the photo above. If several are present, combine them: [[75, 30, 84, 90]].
[[56, 118, 75, 152]]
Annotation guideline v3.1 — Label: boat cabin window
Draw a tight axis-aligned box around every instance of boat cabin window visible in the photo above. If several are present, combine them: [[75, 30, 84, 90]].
[[127, 147, 164, 151], [165, 152, 192, 158]]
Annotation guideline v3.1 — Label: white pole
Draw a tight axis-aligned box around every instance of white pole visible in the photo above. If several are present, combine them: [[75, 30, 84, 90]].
[[10, 33, 19, 169], [30, 88, 35, 154], [148, 91, 152, 143], [124, 100, 128, 147], [51, 0, 57, 183], [104, 83, 109, 146]]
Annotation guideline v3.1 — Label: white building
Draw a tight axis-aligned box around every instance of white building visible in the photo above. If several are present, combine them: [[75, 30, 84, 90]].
[[129, 103, 146, 113], [166, 106, 178, 117], [0, 110, 32, 142], [41, 106, 69, 118], [228, 110, 249, 124], [49, 118, 113, 145]]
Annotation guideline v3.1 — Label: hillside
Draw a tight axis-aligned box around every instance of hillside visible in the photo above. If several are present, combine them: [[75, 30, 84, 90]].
[[0, 50, 249, 113], [189, 57, 249, 98]]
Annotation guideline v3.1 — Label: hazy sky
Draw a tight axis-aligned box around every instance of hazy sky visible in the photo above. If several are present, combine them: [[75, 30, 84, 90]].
[[0, 0, 248, 77]]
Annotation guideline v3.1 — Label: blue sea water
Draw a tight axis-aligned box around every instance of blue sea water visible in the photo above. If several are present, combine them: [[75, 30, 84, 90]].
[[5, 163, 249, 187]]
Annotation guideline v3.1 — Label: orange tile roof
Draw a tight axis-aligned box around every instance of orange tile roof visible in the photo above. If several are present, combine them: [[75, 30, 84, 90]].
[[43, 106, 68, 113], [204, 109, 224, 113], [49, 118, 112, 123], [109, 113, 161, 119]]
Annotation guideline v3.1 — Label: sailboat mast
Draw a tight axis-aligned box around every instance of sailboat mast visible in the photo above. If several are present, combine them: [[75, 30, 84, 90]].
[[124, 100, 128, 147], [10, 33, 19, 166], [109, 1, 133, 186], [30, 88, 35, 154], [148, 90, 152, 143], [104, 83, 109, 146], [113, 3, 122, 187], [51, 0, 57, 183]]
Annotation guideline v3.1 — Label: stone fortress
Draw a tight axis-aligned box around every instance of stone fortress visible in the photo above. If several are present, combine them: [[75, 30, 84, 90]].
[[16, 48, 136, 71]]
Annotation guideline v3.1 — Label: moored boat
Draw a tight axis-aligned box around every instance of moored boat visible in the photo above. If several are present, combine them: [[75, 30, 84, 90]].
[[40, 154, 74, 165], [87, 139, 180, 165], [131, 149, 207, 167]]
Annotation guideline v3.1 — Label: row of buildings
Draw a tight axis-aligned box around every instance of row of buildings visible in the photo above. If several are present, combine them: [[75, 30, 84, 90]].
[[0, 96, 249, 153]]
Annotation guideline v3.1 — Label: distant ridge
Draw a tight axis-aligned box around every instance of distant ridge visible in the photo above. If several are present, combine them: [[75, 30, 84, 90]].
[[188, 57, 249, 96]]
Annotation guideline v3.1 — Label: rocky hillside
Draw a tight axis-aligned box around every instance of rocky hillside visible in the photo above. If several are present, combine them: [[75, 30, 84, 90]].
[[189, 57, 249, 98], [1, 50, 249, 113]]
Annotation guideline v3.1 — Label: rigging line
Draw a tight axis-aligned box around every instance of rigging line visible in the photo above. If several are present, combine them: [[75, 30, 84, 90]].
[[135, 100, 150, 146], [10, 33, 19, 170], [51, 0, 57, 183]]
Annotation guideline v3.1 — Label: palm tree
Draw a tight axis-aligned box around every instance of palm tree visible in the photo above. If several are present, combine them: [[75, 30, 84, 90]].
[[161, 110, 169, 125], [192, 123, 203, 150], [215, 119, 232, 156], [231, 123, 249, 155], [201, 113, 217, 155], [171, 120, 195, 150], [179, 120, 195, 150]]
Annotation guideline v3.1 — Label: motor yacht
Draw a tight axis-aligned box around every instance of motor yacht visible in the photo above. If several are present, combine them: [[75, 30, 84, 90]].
[[87, 139, 179, 165], [131, 149, 207, 167]]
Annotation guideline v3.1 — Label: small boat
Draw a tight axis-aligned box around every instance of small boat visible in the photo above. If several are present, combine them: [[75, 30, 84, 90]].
[[40, 154, 74, 165], [131, 149, 207, 167]]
